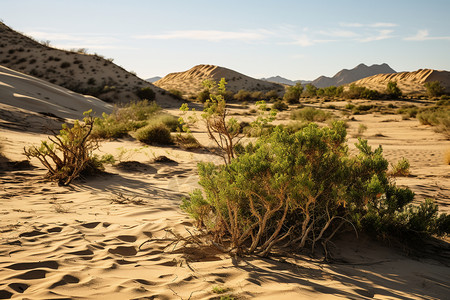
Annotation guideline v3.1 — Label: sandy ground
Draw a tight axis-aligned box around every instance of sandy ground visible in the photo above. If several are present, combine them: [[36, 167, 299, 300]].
[[1, 98, 450, 299]]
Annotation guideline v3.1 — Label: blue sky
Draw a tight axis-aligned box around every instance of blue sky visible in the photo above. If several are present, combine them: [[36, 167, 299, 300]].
[[2, 0, 450, 80]]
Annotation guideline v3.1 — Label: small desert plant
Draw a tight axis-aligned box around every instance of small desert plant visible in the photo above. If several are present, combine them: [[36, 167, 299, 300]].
[[233, 89, 252, 102], [391, 157, 410, 176], [272, 100, 288, 111], [24, 110, 107, 185], [265, 90, 279, 100], [212, 286, 230, 294], [136, 87, 156, 101], [197, 89, 210, 102], [135, 123, 173, 145], [386, 81, 402, 99], [424, 81, 445, 97], [173, 133, 202, 150], [417, 107, 450, 138], [291, 107, 333, 122], [168, 89, 183, 100], [148, 114, 180, 132], [353, 123, 368, 137]]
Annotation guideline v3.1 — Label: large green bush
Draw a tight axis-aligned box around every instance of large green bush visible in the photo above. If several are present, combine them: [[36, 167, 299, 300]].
[[182, 122, 450, 256]]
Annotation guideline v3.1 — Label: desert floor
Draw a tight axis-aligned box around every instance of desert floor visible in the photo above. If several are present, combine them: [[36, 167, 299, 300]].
[[0, 99, 449, 299]]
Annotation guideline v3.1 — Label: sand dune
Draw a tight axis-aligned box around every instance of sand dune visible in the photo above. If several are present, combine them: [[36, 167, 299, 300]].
[[0, 22, 172, 104], [155, 64, 284, 97], [0, 65, 112, 132], [1, 97, 450, 298], [351, 69, 450, 94]]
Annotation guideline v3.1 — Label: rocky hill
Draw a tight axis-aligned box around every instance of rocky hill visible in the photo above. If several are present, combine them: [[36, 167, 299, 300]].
[[0, 22, 170, 104], [154, 64, 284, 96], [312, 63, 396, 88], [351, 69, 450, 94]]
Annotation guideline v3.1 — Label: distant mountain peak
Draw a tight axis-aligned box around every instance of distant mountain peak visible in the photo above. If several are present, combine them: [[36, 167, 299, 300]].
[[311, 63, 396, 88]]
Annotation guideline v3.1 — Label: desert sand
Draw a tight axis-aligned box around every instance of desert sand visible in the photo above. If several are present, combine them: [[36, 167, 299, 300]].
[[1, 55, 450, 299], [1, 96, 450, 299]]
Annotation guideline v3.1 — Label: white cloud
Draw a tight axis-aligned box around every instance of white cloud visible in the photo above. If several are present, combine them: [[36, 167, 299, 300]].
[[359, 29, 394, 42], [405, 29, 450, 41], [134, 30, 272, 42], [318, 29, 359, 38]]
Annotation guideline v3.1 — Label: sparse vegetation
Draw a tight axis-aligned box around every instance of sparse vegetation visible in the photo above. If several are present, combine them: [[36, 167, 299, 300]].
[[168, 89, 183, 100], [92, 100, 161, 139], [291, 107, 333, 122], [136, 87, 156, 101], [417, 106, 450, 138], [425, 81, 445, 97], [344, 84, 381, 100], [272, 100, 288, 111]]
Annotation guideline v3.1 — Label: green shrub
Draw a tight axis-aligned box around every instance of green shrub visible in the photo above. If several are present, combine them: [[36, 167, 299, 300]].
[[417, 107, 450, 138], [265, 90, 279, 100], [148, 114, 180, 132], [397, 106, 418, 119], [391, 157, 410, 176], [182, 123, 450, 256], [424, 81, 445, 97], [386, 81, 402, 99], [136, 87, 156, 101], [173, 133, 202, 150], [283, 83, 303, 104], [197, 89, 210, 102], [24, 111, 106, 185], [135, 123, 173, 145], [291, 107, 333, 122], [92, 101, 162, 139], [234, 89, 252, 102], [344, 84, 380, 100], [272, 100, 288, 111], [303, 84, 317, 97], [168, 89, 183, 100]]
